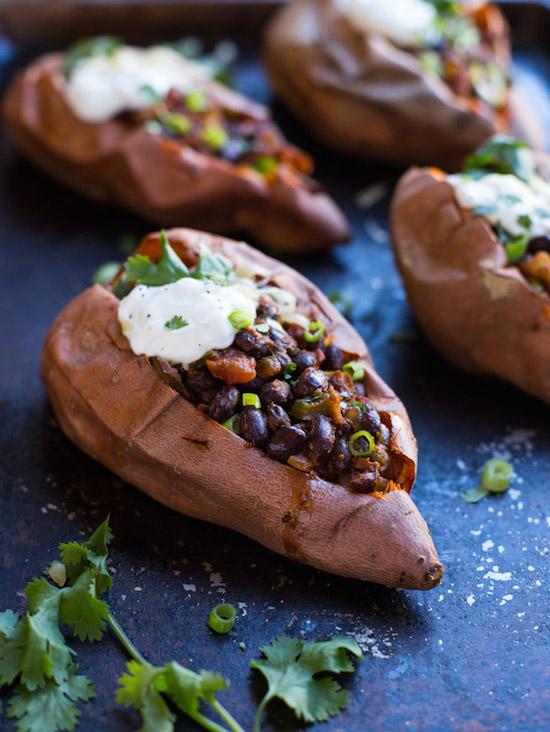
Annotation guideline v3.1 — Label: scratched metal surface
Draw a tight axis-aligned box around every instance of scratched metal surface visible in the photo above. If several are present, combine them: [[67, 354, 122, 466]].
[[0, 3, 549, 731]]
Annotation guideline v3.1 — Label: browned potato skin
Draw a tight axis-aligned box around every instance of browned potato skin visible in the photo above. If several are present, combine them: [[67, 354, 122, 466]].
[[2, 53, 350, 254], [390, 168, 550, 403], [264, 0, 542, 168], [41, 227, 443, 590]]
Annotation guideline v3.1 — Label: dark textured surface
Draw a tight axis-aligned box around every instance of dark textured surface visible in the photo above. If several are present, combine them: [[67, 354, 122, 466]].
[[0, 5, 549, 731]]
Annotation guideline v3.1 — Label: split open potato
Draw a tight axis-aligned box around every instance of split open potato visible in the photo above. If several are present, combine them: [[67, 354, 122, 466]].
[[42, 227, 443, 589], [3, 38, 349, 253], [264, 0, 542, 167]]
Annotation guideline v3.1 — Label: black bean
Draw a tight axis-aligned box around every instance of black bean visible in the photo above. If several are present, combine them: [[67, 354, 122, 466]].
[[209, 385, 240, 423], [239, 406, 268, 445], [257, 299, 279, 319], [294, 350, 318, 374], [361, 404, 382, 436], [293, 367, 328, 397], [349, 471, 379, 493], [266, 403, 291, 431], [329, 372, 350, 395], [268, 425, 307, 462], [323, 344, 343, 371], [234, 329, 271, 357], [309, 415, 336, 457], [270, 328, 298, 354], [261, 379, 291, 405], [328, 437, 351, 475], [240, 376, 264, 393], [529, 235, 550, 254], [257, 355, 282, 380], [184, 365, 219, 402]]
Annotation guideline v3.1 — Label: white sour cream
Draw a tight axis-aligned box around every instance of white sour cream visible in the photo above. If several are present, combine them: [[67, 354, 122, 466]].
[[449, 172, 550, 238], [341, 0, 439, 48], [118, 278, 258, 367], [65, 45, 209, 123]]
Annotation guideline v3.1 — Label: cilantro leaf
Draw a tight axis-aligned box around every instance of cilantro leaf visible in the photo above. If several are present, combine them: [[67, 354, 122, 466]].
[[250, 635, 363, 729], [7, 673, 94, 732], [164, 315, 189, 331], [115, 661, 175, 732], [163, 663, 228, 717], [192, 249, 233, 284], [59, 570, 110, 642], [464, 136, 533, 182], [62, 36, 121, 77], [124, 231, 190, 287]]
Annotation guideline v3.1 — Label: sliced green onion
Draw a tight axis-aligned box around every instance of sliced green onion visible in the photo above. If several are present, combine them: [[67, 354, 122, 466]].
[[348, 430, 374, 458], [160, 112, 192, 135], [304, 320, 325, 343], [91, 261, 120, 285], [222, 414, 240, 434], [504, 233, 529, 263], [229, 310, 253, 330], [250, 155, 278, 176], [343, 361, 365, 382], [207, 603, 237, 634], [201, 124, 229, 150], [242, 393, 261, 409], [255, 323, 270, 334], [480, 458, 512, 494], [164, 315, 189, 330], [283, 362, 297, 380], [185, 88, 208, 112]]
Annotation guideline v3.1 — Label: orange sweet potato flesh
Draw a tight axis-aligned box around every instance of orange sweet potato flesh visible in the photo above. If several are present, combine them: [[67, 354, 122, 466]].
[[41, 227, 443, 590], [390, 167, 550, 403], [264, 0, 543, 168], [2, 53, 350, 254]]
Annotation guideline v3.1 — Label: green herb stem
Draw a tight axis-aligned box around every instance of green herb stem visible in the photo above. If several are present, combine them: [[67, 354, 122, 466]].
[[107, 612, 146, 665], [210, 699, 246, 732], [253, 696, 270, 732], [191, 710, 233, 732]]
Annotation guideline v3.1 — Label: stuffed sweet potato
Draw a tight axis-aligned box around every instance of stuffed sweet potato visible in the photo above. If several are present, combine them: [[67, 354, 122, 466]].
[[391, 136, 550, 402], [42, 227, 443, 589], [3, 38, 349, 254], [264, 0, 541, 168]]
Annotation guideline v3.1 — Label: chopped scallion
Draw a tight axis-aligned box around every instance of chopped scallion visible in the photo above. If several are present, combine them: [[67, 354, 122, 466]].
[[343, 361, 365, 382], [229, 310, 253, 330], [207, 603, 237, 634], [348, 430, 374, 458], [201, 124, 229, 150], [303, 320, 325, 343], [480, 458, 512, 494], [242, 393, 261, 409]]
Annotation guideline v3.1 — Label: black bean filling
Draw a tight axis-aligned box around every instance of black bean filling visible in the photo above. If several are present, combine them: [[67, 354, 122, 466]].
[[174, 296, 400, 493]]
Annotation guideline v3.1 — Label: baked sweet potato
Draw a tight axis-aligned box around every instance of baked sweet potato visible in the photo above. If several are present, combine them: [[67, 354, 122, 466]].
[[391, 136, 550, 402], [42, 227, 443, 589], [264, 0, 542, 168], [2, 40, 349, 254]]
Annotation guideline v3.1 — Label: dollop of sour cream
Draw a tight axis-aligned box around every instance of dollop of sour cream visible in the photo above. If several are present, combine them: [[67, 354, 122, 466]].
[[449, 172, 550, 239], [341, 0, 439, 48], [118, 278, 258, 367], [65, 45, 208, 123]]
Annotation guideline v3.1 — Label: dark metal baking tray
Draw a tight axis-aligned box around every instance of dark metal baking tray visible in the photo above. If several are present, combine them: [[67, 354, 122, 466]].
[[0, 3, 548, 730]]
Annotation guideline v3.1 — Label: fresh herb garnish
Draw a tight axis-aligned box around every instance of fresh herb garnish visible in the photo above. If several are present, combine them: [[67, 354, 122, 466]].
[[228, 311, 253, 330], [348, 430, 375, 458], [91, 261, 120, 285], [124, 231, 190, 287], [201, 125, 229, 151], [461, 458, 513, 503], [504, 233, 529, 263], [464, 136, 533, 182], [250, 635, 363, 732], [139, 84, 162, 103], [207, 604, 237, 635], [342, 361, 365, 382], [160, 112, 192, 136], [303, 320, 325, 343], [185, 89, 209, 112], [193, 249, 233, 285], [62, 36, 121, 77], [242, 393, 261, 409], [517, 214, 532, 229], [165, 315, 189, 330], [249, 156, 278, 176]]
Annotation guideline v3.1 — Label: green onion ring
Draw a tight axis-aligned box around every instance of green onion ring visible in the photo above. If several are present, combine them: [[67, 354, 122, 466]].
[[242, 393, 261, 409], [343, 361, 365, 382], [304, 320, 325, 343], [229, 310, 253, 330], [480, 458, 512, 493], [222, 414, 240, 434], [207, 603, 237, 634], [348, 430, 375, 457]]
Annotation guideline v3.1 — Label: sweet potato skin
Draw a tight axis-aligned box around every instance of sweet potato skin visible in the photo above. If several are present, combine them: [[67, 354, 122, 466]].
[[2, 53, 350, 254], [390, 168, 550, 403], [264, 0, 542, 168], [41, 228, 442, 589]]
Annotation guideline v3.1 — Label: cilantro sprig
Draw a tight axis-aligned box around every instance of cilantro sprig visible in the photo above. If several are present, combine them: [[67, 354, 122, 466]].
[[250, 635, 363, 732], [62, 36, 121, 77], [122, 230, 233, 290], [464, 136, 534, 182]]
